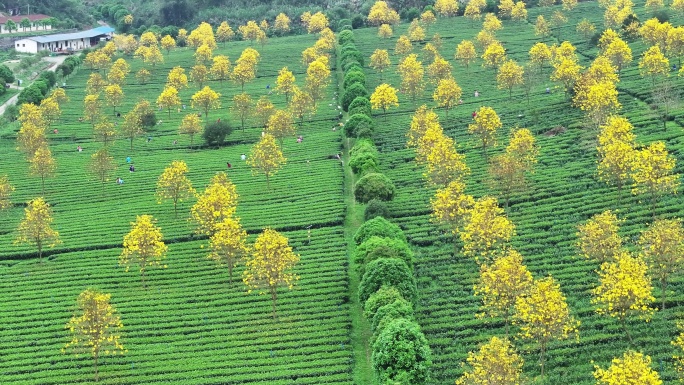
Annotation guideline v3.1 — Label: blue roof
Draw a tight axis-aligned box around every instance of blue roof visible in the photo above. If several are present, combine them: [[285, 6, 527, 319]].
[[27, 26, 114, 44]]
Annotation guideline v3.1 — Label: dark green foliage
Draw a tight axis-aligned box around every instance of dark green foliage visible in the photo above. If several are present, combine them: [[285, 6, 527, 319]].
[[349, 139, 379, 174], [0, 64, 15, 84], [18, 86, 43, 105], [356, 127, 373, 140], [354, 236, 414, 274], [359, 258, 417, 305], [354, 173, 396, 203], [343, 70, 366, 90], [3, 104, 18, 121], [140, 111, 157, 128], [342, 83, 368, 112], [400, 7, 420, 21], [348, 96, 372, 117], [32, 80, 48, 96], [341, 50, 365, 68], [354, 216, 406, 245], [372, 318, 432, 385], [372, 298, 414, 332], [352, 15, 365, 29], [203, 119, 233, 147], [653, 10, 670, 23], [364, 199, 390, 221], [160, 0, 196, 27], [344, 113, 375, 138], [340, 44, 359, 56], [338, 30, 354, 45], [342, 61, 362, 73], [161, 26, 179, 38], [39, 71, 57, 88], [363, 285, 404, 320]]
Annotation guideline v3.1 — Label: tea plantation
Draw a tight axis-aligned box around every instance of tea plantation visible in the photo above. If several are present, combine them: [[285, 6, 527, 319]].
[[2, 0, 684, 384]]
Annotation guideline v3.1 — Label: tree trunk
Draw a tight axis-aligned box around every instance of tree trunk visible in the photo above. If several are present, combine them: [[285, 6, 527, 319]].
[[140, 267, 147, 289], [266, 173, 270, 190], [661, 278, 668, 311], [130, 137, 134, 150], [270, 285, 278, 319], [41, 175, 45, 195], [540, 340, 547, 378], [620, 315, 633, 343], [173, 198, 178, 219], [94, 353, 99, 382]]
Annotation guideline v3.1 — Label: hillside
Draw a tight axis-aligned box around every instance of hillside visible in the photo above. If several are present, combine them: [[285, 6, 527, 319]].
[[2, 1, 684, 385]]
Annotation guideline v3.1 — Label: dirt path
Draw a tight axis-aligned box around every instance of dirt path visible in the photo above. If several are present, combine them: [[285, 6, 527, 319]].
[[0, 55, 69, 115]]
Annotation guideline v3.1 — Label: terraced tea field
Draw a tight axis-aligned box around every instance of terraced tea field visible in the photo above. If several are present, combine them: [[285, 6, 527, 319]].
[[352, 1, 684, 384], [0, 33, 353, 384]]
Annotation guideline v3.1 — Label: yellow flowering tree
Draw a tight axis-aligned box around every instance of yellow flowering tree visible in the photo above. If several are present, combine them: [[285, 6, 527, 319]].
[[370, 49, 391, 80], [243, 228, 300, 318], [289, 86, 315, 125], [456, 40, 477, 69], [639, 45, 669, 85], [460, 196, 515, 263], [232, 93, 253, 132], [63, 289, 125, 382], [397, 54, 424, 103], [210, 55, 231, 83], [0, 175, 13, 210], [427, 55, 452, 84], [638, 218, 684, 310], [407, 19, 425, 42], [468, 106, 502, 158], [15, 197, 60, 261], [208, 216, 249, 284], [577, 18, 596, 40], [157, 86, 180, 117], [275, 67, 295, 102], [104, 84, 123, 115], [514, 276, 579, 377], [576, 210, 624, 263], [378, 23, 393, 39], [482, 13, 502, 33], [216, 21, 234, 45], [434, 0, 459, 16], [305, 57, 330, 107], [594, 351, 662, 385], [120, 214, 168, 287], [529, 42, 552, 73], [191, 86, 221, 118], [455, 336, 524, 385], [89, 148, 116, 193], [370, 83, 398, 120], [535, 15, 551, 38], [191, 172, 238, 236], [29, 145, 56, 195], [497, 59, 524, 98], [474, 249, 533, 336], [266, 109, 296, 147], [156, 160, 195, 218], [274, 13, 290, 34], [592, 250, 656, 342], [423, 134, 470, 187], [160, 34, 176, 54], [368, 1, 400, 26], [394, 35, 413, 57], [430, 179, 474, 237], [631, 141, 680, 218], [433, 77, 462, 116], [511, 1, 527, 21], [190, 64, 209, 89], [464, 0, 486, 23], [482, 41, 506, 69], [597, 116, 636, 200], [248, 133, 286, 189]]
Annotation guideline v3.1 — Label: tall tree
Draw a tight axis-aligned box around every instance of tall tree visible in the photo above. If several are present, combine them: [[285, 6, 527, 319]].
[[275, 67, 295, 102], [191, 86, 221, 118], [265, 109, 295, 147], [157, 86, 181, 117], [89, 149, 116, 194], [190, 64, 209, 89], [576, 210, 623, 263], [14, 197, 60, 261], [120, 215, 168, 288], [592, 250, 656, 342], [468, 106, 502, 158], [305, 57, 330, 107], [514, 276, 579, 377], [191, 172, 238, 236], [243, 228, 300, 318], [104, 84, 124, 115], [156, 160, 195, 218], [594, 351, 662, 385], [433, 77, 462, 116], [430, 179, 474, 239], [638, 218, 684, 310], [370, 83, 399, 120], [167, 66, 188, 90], [639, 45, 670, 85], [397, 54, 424, 103], [0, 175, 14, 210], [63, 289, 124, 382], [29, 145, 56, 195], [455, 336, 524, 385], [179, 114, 203, 148], [370, 49, 391, 80], [247, 133, 286, 189], [474, 249, 533, 336], [208, 216, 249, 284], [460, 196, 515, 263], [631, 141, 680, 218], [423, 134, 470, 187], [497, 59, 524, 98], [231, 93, 253, 132]]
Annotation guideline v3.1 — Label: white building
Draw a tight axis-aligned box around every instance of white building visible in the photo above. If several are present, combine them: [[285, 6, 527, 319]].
[[14, 26, 114, 54], [0, 14, 52, 34]]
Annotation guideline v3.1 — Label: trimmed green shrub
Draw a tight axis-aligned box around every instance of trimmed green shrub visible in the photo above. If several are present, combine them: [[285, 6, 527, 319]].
[[364, 199, 390, 221], [354, 173, 396, 203], [373, 298, 414, 332], [342, 83, 368, 111], [341, 50, 365, 67], [372, 318, 432, 385], [352, 14, 365, 28], [348, 96, 372, 117], [363, 285, 404, 320], [0, 64, 14, 84], [354, 216, 406, 245], [343, 70, 366, 90], [343, 61, 362, 73], [354, 236, 414, 274], [203, 119, 232, 147], [349, 139, 379, 174], [337, 31, 354, 45], [359, 258, 417, 305], [344, 113, 375, 138], [340, 44, 359, 56]]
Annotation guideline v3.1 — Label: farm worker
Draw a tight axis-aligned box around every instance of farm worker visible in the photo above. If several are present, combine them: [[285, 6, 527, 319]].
[[472, 111, 477, 119], [241, 154, 246, 161], [226, 162, 232, 169], [546, 87, 550, 94], [77, 145, 82, 152], [474, 90, 479, 97], [297, 136, 303, 143], [129, 165, 135, 172]]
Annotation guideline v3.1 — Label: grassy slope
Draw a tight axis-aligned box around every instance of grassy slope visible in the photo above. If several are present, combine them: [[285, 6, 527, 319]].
[[0, 34, 354, 384], [352, 2, 684, 384]]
